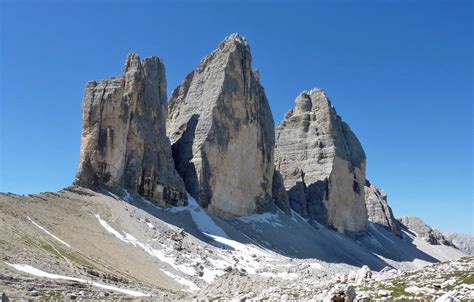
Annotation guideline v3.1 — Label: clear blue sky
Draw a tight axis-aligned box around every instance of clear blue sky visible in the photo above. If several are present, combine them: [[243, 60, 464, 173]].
[[1, 1, 472, 234]]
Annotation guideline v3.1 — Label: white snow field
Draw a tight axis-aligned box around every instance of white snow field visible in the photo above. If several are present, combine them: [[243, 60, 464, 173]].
[[5, 263, 149, 297]]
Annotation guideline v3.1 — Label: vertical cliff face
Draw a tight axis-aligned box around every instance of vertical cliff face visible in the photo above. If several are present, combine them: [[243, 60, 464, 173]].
[[75, 53, 186, 206], [364, 180, 401, 237], [274, 89, 368, 233], [167, 34, 275, 218]]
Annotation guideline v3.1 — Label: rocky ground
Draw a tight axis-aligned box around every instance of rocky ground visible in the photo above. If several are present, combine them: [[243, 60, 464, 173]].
[[0, 187, 471, 300]]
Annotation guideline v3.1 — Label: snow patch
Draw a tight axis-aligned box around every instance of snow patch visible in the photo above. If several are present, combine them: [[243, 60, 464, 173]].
[[95, 214, 128, 244], [107, 191, 120, 200], [201, 267, 224, 283], [161, 270, 199, 291], [27, 216, 71, 248], [309, 262, 323, 270], [238, 212, 284, 227], [5, 262, 148, 297], [95, 214, 195, 276], [123, 190, 132, 202], [290, 210, 309, 223], [259, 271, 299, 280], [184, 195, 228, 237]]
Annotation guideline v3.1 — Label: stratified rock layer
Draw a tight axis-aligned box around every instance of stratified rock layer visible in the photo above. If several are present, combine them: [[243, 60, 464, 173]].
[[167, 34, 275, 217], [365, 180, 401, 237], [75, 53, 186, 206], [274, 88, 367, 233], [398, 216, 453, 246]]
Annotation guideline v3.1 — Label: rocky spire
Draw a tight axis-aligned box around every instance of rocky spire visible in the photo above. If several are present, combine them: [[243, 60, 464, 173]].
[[274, 88, 368, 233], [167, 33, 276, 218], [365, 180, 401, 237], [75, 53, 186, 206]]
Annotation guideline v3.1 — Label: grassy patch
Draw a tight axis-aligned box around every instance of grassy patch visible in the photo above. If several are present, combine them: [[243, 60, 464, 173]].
[[383, 280, 407, 297], [22, 236, 97, 269]]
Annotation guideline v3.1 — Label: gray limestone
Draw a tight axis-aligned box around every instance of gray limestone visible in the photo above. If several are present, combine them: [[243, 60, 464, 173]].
[[75, 53, 186, 206], [365, 180, 401, 237], [274, 88, 367, 233], [398, 216, 453, 246], [167, 34, 275, 218]]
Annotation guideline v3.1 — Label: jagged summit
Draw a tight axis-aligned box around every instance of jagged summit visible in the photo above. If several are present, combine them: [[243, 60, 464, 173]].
[[223, 32, 248, 46], [398, 216, 454, 246], [167, 34, 275, 218], [123, 52, 141, 72], [291, 88, 331, 115], [275, 88, 367, 233], [75, 53, 186, 207]]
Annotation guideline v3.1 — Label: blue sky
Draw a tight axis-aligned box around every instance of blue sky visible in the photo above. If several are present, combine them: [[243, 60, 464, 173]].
[[1, 1, 472, 234]]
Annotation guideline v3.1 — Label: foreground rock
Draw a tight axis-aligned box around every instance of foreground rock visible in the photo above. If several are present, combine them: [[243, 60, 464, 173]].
[[274, 88, 367, 233], [167, 34, 275, 217], [365, 180, 401, 237], [398, 216, 453, 246], [75, 53, 186, 206], [1, 190, 470, 300]]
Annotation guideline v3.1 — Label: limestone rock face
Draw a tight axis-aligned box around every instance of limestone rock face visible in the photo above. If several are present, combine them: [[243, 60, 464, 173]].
[[274, 88, 367, 233], [365, 180, 401, 237], [443, 232, 474, 255], [398, 216, 453, 246], [75, 53, 186, 206], [167, 34, 275, 218]]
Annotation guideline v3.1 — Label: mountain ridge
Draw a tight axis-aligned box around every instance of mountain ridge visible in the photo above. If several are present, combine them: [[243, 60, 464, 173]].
[[1, 33, 471, 301]]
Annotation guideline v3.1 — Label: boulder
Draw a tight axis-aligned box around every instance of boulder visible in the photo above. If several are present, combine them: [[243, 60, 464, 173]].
[[167, 34, 276, 217], [325, 284, 356, 302], [274, 88, 367, 233], [355, 265, 372, 285], [365, 180, 401, 237], [75, 53, 186, 206]]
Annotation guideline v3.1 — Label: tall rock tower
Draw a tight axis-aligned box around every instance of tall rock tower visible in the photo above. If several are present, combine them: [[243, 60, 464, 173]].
[[75, 53, 186, 206], [167, 34, 275, 218], [274, 88, 368, 233]]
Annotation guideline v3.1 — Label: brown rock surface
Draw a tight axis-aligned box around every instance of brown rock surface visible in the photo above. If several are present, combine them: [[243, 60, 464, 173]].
[[75, 53, 186, 206]]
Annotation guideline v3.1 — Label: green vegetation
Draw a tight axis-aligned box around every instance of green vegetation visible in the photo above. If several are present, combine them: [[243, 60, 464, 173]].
[[22, 236, 98, 269]]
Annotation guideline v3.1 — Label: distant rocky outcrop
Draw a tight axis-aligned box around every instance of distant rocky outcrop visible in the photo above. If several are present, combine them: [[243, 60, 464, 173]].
[[398, 216, 453, 246], [365, 180, 401, 237], [443, 232, 474, 255], [75, 53, 186, 206], [274, 88, 367, 233], [167, 34, 276, 217]]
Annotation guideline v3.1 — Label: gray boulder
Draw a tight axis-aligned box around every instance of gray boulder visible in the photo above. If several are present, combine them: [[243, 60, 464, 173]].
[[75, 53, 186, 206], [167, 34, 276, 217], [274, 88, 367, 233], [365, 180, 401, 237]]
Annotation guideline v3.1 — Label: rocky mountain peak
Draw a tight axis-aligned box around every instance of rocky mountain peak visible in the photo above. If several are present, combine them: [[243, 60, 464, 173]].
[[398, 216, 454, 246], [292, 88, 330, 115], [75, 53, 186, 206], [123, 52, 142, 73], [167, 34, 275, 218], [275, 88, 367, 233], [222, 32, 248, 46]]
